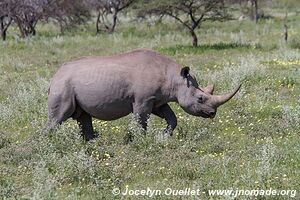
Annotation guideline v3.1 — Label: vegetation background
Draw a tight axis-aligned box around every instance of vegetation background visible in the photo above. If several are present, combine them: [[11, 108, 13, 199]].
[[0, 0, 300, 199]]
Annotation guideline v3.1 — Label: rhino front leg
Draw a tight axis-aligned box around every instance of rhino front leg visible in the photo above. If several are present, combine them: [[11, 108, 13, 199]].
[[132, 99, 155, 131], [42, 118, 59, 134], [152, 104, 177, 136], [75, 110, 96, 141]]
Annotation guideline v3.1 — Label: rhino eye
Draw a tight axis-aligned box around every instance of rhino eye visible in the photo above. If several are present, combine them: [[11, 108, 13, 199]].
[[198, 96, 205, 103]]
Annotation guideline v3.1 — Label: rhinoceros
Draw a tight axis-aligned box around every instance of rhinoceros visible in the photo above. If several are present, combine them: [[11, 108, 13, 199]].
[[44, 49, 240, 140]]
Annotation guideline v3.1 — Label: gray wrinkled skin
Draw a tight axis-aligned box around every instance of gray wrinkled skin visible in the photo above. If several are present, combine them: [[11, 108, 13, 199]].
[[44, 49, 240, 140]]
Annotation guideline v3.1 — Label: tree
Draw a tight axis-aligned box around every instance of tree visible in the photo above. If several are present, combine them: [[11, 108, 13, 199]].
[[227, 0, 260, 22], [0, 0, 12, 41], [43, 0, 91, 34], [0, 0, 49, 38], [93, 0, 135, 33], [139, 0, 228, 47], [11, 1, 42, 37], [0, 0, 92, 39]]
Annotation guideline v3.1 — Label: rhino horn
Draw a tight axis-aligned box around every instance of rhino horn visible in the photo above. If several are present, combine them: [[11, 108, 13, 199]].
[[212, 84, 241, 107], [202, 84, 214, 94]]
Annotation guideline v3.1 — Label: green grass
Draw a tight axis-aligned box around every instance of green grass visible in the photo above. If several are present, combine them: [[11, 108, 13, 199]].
[[157, 42, 261, 56], [0, 11, 300, 199]]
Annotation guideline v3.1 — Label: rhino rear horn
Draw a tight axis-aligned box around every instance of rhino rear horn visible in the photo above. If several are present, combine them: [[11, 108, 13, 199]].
[[202, 84, 214, 94]]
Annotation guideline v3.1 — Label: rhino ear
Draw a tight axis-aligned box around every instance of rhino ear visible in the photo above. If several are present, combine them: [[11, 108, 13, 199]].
[[180, 66, 190, 78]]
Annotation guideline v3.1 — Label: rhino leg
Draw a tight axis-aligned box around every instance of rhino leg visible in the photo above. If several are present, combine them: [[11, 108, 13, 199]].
[[43, 87, 76, 134], [152, 104, 177, 136], [132, 99, 155, 130], [42, 118, 58, 134], [75, 110, 96, 141]]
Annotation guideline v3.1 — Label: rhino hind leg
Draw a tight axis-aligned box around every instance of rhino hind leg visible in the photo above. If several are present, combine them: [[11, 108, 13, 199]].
[[152, 104, 177, 136], [74, 109, 96, 141]]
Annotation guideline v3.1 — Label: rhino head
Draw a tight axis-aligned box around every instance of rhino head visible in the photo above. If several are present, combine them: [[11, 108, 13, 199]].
[[176, 67, 241, 118]]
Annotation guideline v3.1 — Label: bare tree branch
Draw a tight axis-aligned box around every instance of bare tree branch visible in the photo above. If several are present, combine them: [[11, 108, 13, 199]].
[[137, 0, 228, 47], [93, 0, 136, 33]]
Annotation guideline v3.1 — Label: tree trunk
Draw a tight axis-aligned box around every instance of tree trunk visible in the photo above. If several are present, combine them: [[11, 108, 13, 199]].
[[254, 0, 258, 23], [1, 17, 11, 41], [96, 11, 101, 34], [17, 24, 26, 38], [284, 24, 288, 43], [15, 18, 27, 38], [1, 30, 6, 41], [250, 0, 258, 23], [190, 29, 198, 47], [30, 25, 36, 36], [1, 20, 6, 41], [284, 11, 288, 43], [59, 22, 65, 35], [110, 10, 118, 33]]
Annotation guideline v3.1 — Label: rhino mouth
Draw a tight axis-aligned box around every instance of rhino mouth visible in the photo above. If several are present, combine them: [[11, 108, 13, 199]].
[[208, 113, 216, 119], [199, 112, 216, 119]]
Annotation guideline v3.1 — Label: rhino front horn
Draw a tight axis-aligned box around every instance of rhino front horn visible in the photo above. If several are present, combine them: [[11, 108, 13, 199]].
[[213, 84, 241, 107]]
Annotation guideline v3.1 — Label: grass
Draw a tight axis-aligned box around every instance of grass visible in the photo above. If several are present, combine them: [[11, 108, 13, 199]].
[[157, 42, 261, 56], [0, 10, 300, 199]]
